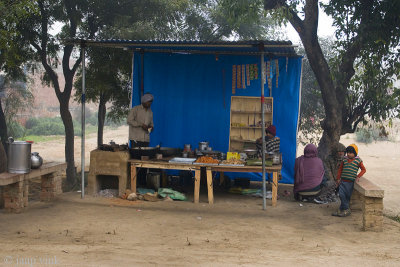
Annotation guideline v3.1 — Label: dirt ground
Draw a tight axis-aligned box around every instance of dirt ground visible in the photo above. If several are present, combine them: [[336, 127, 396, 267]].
[[1, 126, 400, 266]]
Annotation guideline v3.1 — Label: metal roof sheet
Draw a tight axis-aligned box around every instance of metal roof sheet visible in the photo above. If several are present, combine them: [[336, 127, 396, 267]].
[[64, 39, 299, 57]]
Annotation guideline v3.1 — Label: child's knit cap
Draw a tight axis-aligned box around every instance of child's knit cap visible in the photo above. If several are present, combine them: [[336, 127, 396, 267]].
[[346, 144, 358, 156]]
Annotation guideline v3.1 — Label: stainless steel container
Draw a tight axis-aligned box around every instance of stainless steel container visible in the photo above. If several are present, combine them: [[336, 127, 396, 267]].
[[7, 137, 32, 174], [272, 152, 282, 165], [146, 172, 160, 191], [199, 141, 209, 151], [31, 152, 43, 169], [183, 144, 192, 152]]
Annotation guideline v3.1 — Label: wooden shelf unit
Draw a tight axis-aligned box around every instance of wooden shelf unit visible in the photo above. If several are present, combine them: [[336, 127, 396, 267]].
[[229, 96, 273, 152]]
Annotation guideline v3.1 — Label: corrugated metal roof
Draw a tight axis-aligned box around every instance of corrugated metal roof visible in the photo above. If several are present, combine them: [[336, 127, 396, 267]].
[[64, 39, 299, 57]]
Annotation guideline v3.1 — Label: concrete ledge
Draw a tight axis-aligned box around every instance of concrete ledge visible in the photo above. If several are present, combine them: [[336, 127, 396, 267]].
[[354, 177, 384, 198]]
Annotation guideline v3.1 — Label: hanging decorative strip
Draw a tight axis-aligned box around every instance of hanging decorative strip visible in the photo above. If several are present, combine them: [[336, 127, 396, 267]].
[[286, 57, 288, 73], [275, 59, 279, 88], [267, 61, 272, 89], [254, 64, 258, 79], [264, 62, 267, 86], [246, 64, 250, 86], [237, 64, 241, 89], [242, 64, 246, 89], [249, 64, 253, 80], [232, 65, 236, 94]]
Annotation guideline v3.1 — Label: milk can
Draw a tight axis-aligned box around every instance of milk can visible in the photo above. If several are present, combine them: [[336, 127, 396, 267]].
[[7, 137, 32, 174]]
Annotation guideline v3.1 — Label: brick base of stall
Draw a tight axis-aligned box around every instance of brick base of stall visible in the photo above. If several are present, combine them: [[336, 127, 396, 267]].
[[3, 181, 25, 213], [40, 172, 62, 202]]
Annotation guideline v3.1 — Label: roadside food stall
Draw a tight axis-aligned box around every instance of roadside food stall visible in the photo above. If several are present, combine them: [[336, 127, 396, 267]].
[[69, 39, 303, 209]]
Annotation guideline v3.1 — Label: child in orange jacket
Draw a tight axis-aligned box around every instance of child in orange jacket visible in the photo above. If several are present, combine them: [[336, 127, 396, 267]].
[[332, 144, 366, 217]]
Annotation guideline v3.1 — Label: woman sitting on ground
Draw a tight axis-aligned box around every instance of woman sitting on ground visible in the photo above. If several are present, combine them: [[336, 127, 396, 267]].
[[294, 144, 325, 200]]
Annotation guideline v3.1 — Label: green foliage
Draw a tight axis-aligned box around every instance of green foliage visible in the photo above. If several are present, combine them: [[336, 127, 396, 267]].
[[1, 76, 33, 141], [25, 117, 65, 136], [0, 0, 37, 78], [386, 215, 400, 224], [321, 0, 400, 130], [355, 128, 380, 144], [7, 120, 25, 139], [21, 135, 62, 143], [25, 117, 97, 136], [264, 0, 400, 149], [105, 117, 126, 128], [355, 121, 395, 143], [211, 0, 283, 40], [296, 38, 336, 145], [72, 108, 98, 126]]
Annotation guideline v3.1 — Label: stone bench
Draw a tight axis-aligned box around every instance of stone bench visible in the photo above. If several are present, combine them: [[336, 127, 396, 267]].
[[351, 176, 384, 232], [0, 162, 66, 213]]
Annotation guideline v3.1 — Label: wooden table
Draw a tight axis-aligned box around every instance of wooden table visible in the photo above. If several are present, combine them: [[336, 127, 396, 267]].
[[128, 159, 282, 206]]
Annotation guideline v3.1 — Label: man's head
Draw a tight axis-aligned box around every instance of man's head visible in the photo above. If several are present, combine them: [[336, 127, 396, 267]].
[[141, 93, 153, 109], [265, 125, 276, 139]]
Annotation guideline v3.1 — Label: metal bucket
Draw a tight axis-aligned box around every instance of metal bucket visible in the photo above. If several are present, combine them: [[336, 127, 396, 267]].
[[7, 138, 32, 174], [146, 172, 160, 191]]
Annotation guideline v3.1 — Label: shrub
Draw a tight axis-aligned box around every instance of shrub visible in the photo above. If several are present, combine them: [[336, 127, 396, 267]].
[[355, 122, 391, 143], [25, 117, 39, 129], [25, 117, 64, 136], [8, 121, 26, 138]]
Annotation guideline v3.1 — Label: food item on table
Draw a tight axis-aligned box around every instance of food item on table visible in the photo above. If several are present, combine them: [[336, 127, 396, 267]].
[[195, 156, 219, 164], [221, 158, 245, 165]]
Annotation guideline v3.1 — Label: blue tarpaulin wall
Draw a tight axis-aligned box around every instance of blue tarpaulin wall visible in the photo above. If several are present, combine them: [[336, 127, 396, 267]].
[[131, 52, 302, 184]]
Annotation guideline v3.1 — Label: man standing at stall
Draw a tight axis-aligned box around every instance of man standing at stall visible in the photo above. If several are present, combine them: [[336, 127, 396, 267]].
[[127, 93, 154, 148]]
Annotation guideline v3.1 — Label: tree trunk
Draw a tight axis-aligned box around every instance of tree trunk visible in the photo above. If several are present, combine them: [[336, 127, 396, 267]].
[[273, 0, 342, 179], [0, 140, 7, 173], [0, 101, 8, 149], [97, 94, 107, 147], [59, 98, 76, 187]]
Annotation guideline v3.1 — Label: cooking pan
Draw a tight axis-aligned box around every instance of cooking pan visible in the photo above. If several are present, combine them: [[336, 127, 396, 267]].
[[129, 147, 159, 159], [159, 147, 181, 157]]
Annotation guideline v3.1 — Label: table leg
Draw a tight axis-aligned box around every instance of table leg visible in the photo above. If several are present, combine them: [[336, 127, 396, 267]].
[[130, 164, 137, 193], [194, 168, 201, 203], [219, 172, 224, 186], [161, 171, 167, 187], [272, 171, 278, 207], [206, 168, 214, 204]]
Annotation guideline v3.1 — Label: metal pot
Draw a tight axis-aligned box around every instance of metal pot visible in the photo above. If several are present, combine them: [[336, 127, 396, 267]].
[[272, 152, 282, 165], [7, 137, 32, 174], [159, 147, 181, 157], [31, 152, 43, 169], [243, 149, 257, 158], [199, 141, 209, 151], [129, 147, 159, 159], [183, 144, 191, 152]]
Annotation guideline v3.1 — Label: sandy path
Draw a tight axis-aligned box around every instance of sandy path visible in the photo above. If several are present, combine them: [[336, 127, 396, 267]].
[[1, 190, 399, 266]]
